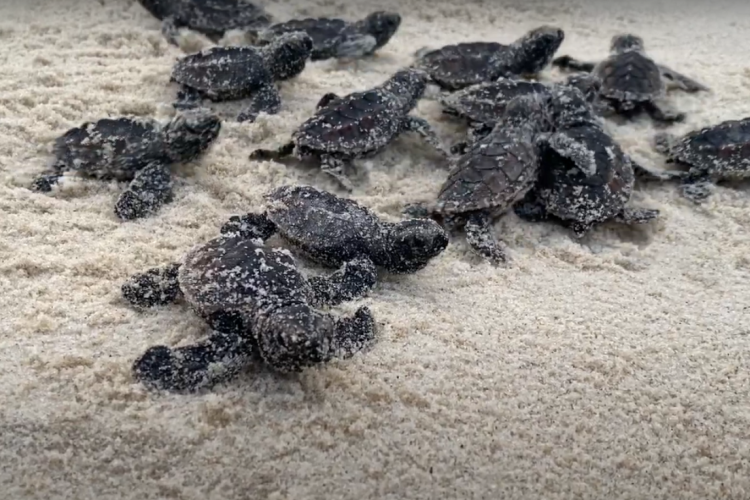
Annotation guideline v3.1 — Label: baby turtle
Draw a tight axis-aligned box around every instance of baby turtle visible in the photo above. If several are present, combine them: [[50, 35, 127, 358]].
[[412, 26, 565, 91], [30, 109, 221, 220], [137, 0, 272, 46], [439, 74, 601, 154], [122, 233, 377, 392], [634, 118, 750, 202], [171, 31, 313, 122], [249, 68, 448, 191], [553, 34, 709, 124], [250, 11, 401, 61], [403, 93, 553, 263], [220, 184, 449, 275], [514, 123, 660, 237]]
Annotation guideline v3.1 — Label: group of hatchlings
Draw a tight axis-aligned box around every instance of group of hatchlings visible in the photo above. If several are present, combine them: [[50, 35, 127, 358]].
[[29, 0, 750, 393]]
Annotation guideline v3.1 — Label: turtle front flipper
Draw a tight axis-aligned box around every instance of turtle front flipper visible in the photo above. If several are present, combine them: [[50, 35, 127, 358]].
[[307, 256, 378, 307], [173, 86, 203, 110], [612, 207, 660, 225], [334, 33, 378, 59], [114, 162, 174, 220], [547, 131, 597, 176], [220, 212, 278, 241], [401, 115, 450, 159], [249, 141, 295, 161], [320, 155, 355, 192], [122, 262, 182, 308], [642, 100, 685, 125], [316, 92, 342, 110], [658, 65, 710, 93], [552, 55, 596, 73], [680, 175, 714, 203], [31, 173, 64, 192], [132, 331, 257, 393], [161, 16, 182, 46], [237, 84, 282, 123], [464, 211, 508, 264]]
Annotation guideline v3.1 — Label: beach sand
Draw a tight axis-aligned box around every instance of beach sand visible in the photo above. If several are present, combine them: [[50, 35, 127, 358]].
[[1, 0, 750, 498]]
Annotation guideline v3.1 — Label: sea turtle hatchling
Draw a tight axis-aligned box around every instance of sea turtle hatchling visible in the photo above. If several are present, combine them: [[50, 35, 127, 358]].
[[122, 233, 378, 392], [249, 11, 402, 61], [634, 117, 750, 202], [219, 184, 449, 276], [412, 26, 565, 91], [137, 0, 273, 46], [171, 31, 313, 122], [30, 108, 221, 220], [402, 93, 554, 264], [439, 73, 601, 154], [552, 34, 709, 124], [514, 123, 660, 237], [248, 68, 449, 191]]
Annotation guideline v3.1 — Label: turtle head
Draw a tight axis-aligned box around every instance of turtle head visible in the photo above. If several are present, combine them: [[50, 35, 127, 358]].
[[362, 11, 402, 49], [610, 34, 644, 54], [512, 25, 565, 74], [265, 32, 314, 80], [382, 68, 429, 108], [163, 108, 221, 163], [384, 218, 449, 273], [549, 81, 600, 129], [255, 304, 334, 372]]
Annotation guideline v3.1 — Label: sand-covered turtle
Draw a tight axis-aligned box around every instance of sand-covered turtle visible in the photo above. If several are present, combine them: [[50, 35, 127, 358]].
[[514, 123, 660, 237], [553, 34, 709, 124], [122, 233, 377, 392], [30, 109, 221, 220], [137, 0, 272, 46], [412, 26, 565, 91], [249, 11, 401, 61], [439, 74, 601, 154], [403, 93, 554, 263], [219, 185, 449, 277], [171, 31, 313, 122], [249, 68, 449, 191], [634, 118, 750, 202]]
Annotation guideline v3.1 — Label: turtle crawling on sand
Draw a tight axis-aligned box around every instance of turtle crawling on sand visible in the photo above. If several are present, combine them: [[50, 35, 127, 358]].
[[439, 74, 601, 154], [553, 34, 709, 124], [249, 68, 449, 191], [123, 233, 377, 392], [250, 11, 402, 61], [171, 31, 313, 122], [403, 93, 554, 264], [137, 0, 272, 46], [30, 109, 221, 220], [634, 118, 750, 202], [412, 26, 565, 91], [219, 184, 449, 276]]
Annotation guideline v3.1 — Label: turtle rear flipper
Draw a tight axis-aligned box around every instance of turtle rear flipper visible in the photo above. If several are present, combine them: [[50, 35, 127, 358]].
[[552, 55, 596, 73], [613, 207, 660, 225], [658, 65, 709, 93]]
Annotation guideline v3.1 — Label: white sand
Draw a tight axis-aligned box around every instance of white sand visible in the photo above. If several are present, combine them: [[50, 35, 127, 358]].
[[2, 0, 750, 498]]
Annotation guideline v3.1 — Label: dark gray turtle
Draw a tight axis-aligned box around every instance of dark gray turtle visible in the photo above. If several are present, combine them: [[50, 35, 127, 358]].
[[402, 93, 554, 263], [30, 109, 221, 220], [122, 233, 377, 393], [250, 11, 401, 61], [514, 123, 660, 237], [219, 184, 449, 276], [412, 26, 565, 91], [171, 31, 313, 122], [553, 34, 709, 124], [634, 118, 750, 202], [439, 73, 601, 154], [137, 0, 272, 46], [249, 68, 449, 191]]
